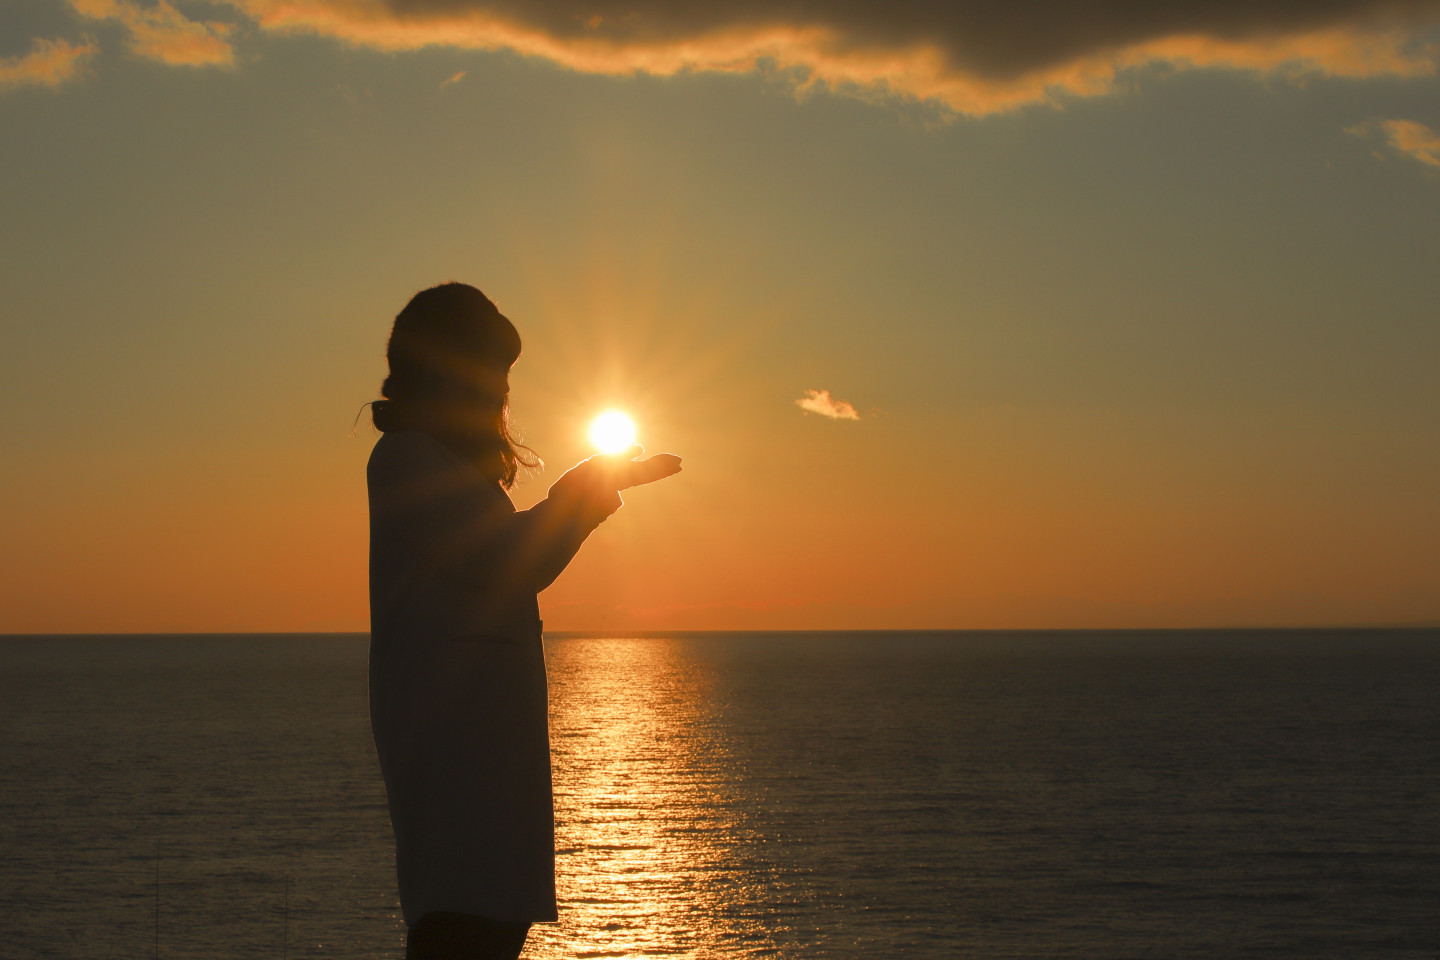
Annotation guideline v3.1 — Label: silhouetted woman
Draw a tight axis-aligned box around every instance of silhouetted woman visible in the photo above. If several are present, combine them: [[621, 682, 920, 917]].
[[367, 283, 680, 960]]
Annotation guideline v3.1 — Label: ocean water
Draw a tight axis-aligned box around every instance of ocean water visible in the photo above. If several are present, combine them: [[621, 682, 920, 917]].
[[0, 630, 1437, 959]]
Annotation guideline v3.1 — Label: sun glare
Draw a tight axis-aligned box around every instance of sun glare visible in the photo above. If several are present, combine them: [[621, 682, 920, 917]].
[[588, 410, 638, 455]]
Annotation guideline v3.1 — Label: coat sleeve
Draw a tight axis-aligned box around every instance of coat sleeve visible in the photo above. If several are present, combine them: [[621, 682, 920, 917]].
[[507, 493, 619, 593]]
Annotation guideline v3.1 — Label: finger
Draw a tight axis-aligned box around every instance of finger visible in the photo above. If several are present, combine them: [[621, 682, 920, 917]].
[[616, 453, 683, 489]]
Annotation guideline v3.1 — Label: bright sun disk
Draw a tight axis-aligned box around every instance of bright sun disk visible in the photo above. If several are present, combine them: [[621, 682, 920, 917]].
[[588, 410, 637, 454]]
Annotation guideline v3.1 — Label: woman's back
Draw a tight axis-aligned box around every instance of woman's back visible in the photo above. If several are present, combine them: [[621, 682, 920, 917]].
[[368, 428, 556, 926]]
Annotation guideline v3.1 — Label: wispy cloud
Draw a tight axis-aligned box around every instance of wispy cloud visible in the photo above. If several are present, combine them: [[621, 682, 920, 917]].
[[1348, 116, 1440, 167], [1377, 118, 1440, 166], [0, 37, 97, 91], [71, 0, 235, 67], [206, 0, 1440, 114], [439, 69, 466, 88], [797, 388, 860, 421]]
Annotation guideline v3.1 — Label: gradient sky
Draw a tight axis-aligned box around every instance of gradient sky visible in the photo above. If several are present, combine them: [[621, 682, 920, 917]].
[[2, 0, 1438, 632]]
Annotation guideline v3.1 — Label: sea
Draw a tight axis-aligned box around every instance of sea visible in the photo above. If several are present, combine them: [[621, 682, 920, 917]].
[[1, 630, 1436, 959]]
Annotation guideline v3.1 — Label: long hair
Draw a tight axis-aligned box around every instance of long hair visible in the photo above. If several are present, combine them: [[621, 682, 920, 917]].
[[371, 282, 539, 488]]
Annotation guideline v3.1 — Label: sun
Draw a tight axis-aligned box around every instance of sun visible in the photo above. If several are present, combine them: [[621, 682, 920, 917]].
[[588, 410, 638, 455]]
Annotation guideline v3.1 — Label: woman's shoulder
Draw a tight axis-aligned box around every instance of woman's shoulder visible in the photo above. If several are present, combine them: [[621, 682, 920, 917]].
[[368, 430, 466, 483], [371, 429, 458, 461], [368, 431, 510, 503]]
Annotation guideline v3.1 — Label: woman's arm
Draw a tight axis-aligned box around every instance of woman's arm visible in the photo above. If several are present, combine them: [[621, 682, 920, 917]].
[[500, 482, 620, 594], [370, 432, 678, 601], [504, 449, 682, 591]]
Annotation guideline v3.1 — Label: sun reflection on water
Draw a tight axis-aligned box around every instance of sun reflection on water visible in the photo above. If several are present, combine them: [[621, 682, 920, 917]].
[[526, 637, 775, 958]]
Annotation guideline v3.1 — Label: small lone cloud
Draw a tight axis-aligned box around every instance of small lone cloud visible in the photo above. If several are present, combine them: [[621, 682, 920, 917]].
[[1348, 117, 1440, 168], [0, 37, 97, 92], [796, 388, 860, 421], [440, 70, 466, 89]]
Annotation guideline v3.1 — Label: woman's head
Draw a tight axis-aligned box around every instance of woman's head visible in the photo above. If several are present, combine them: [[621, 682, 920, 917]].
[[372, 282, 538, 487]]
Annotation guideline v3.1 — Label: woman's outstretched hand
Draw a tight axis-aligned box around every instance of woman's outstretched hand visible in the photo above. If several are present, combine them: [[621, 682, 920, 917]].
[[609, 448, 683, 490], [547, 446, 682, 522]]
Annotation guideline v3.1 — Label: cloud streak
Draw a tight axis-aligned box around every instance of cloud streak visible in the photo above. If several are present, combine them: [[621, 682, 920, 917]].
[[1377, 117, 1440, 166], [13, 0, 1438, 110], [71, 0, 236, 66], [1348, 116, 1440, 166], [797, 389, 861, 421], [208, 0, 1440, 113], [0, 37, 97, 91]]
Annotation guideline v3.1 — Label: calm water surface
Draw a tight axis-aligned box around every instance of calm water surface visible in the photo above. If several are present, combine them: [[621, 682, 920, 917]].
[[1, 631, 1437, 958]]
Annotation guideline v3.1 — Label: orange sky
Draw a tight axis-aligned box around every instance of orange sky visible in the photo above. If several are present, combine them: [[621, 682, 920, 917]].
[[1, 0, 1438, 631]]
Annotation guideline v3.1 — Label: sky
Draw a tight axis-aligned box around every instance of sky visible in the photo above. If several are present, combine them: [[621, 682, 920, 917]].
[[2, 0, 1438, 632]]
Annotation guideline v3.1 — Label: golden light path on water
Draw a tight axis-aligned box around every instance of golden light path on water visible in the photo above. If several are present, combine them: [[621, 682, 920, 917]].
[[526, 637, 784, 958]]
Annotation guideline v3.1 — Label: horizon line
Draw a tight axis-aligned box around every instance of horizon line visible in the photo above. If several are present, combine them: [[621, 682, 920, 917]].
[[2, 623, 1438, 639]]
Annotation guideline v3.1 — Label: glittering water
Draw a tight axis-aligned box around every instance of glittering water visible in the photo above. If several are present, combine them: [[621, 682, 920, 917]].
[[1, 631, 1437, 959]]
